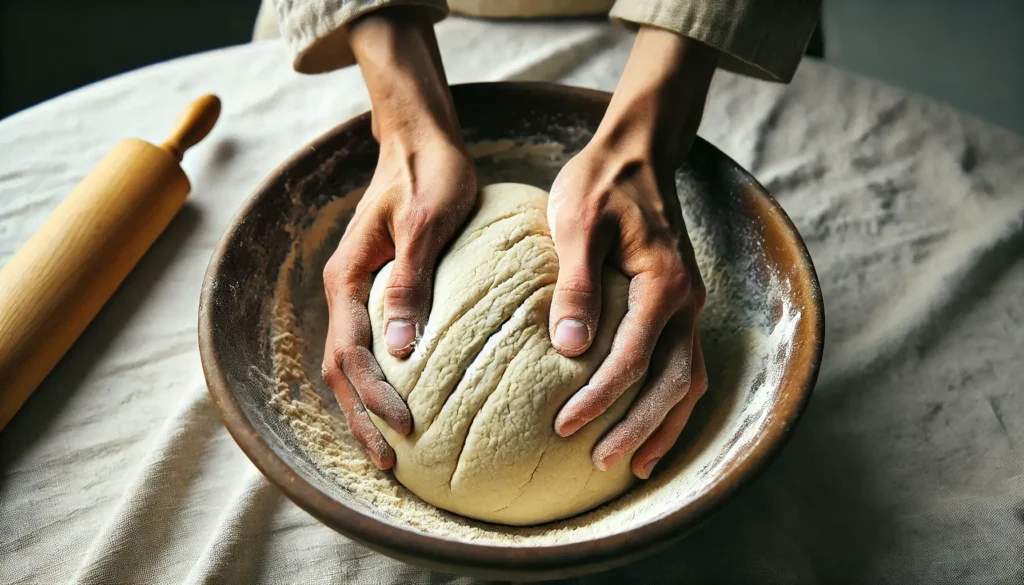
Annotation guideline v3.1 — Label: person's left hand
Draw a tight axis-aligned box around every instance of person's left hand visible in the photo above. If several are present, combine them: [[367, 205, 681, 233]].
[[548, 27, 719, 480]]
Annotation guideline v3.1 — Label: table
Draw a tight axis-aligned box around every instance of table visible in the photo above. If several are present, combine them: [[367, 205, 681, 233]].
[[2, 17, 1022, 585]]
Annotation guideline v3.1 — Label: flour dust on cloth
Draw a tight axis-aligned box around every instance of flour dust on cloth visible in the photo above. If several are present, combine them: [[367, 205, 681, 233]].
[[369, 184, 637, 525]]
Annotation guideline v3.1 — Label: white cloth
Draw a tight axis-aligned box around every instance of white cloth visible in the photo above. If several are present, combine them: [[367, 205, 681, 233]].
[[2, 18, 1022, 585]]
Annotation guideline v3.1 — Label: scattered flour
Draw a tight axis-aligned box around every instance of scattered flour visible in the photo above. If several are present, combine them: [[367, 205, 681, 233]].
[[267, 139, 801, 546]]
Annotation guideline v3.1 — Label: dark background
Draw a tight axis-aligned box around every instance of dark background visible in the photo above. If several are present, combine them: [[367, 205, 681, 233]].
[[1, 0, 1022, 134], [0, 0, 260, 118]]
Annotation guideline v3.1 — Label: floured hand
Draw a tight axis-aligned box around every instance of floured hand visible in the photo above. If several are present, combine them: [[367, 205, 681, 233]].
[[549, 27, 718, 480], [321, 10, 476, 469]]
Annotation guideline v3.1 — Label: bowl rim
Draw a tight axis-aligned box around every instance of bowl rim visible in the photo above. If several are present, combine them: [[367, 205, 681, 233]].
[[199, 81, 824, 577]]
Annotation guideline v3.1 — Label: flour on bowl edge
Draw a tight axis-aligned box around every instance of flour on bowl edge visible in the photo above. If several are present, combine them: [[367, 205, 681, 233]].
[[266, 139, 800, 546]]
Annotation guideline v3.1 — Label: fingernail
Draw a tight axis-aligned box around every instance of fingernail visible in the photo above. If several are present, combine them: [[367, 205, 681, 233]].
[[554, 319, 589, 351], [598, 451, 622, 471], [640, 457, 661, 479], [555, 417, 583, 438], [554, 388, 586, 437], [385, 320, 415, 350]]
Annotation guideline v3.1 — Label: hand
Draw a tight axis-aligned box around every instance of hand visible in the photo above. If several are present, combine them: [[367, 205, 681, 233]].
[[321, 11, 476, 469], [549, 28, 718, 479]]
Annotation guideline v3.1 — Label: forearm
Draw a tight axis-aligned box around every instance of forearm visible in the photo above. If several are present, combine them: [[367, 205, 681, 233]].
[[596, 26, 718, 166], [349, 10, 461, 145]]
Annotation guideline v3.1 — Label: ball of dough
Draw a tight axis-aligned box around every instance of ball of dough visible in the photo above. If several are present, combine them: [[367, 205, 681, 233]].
[[449, 0, 614, 18], [368, 183, 642, 526]]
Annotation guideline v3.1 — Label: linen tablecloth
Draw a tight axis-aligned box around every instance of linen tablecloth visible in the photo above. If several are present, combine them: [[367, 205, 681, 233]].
[[2, 17, 1022, 584]]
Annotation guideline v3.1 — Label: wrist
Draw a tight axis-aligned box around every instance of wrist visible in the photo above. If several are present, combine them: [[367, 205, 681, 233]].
[[596, 27, 718, 165], [350, 10, 462, 145]]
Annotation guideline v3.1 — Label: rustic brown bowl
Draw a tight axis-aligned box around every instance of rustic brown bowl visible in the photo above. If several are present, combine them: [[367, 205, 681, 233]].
[[199, 82, 824, 581]]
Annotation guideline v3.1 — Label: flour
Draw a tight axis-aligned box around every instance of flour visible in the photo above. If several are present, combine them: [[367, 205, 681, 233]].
[[267, 139, 800, 546]]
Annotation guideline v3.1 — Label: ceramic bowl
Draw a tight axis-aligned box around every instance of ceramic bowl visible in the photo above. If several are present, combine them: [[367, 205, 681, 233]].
[[199, 82, 824, 581]]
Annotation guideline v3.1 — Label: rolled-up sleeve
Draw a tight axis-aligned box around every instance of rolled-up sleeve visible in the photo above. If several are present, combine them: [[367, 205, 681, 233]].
[[610, 0, 820, 82], [272, 0, 449, 74]]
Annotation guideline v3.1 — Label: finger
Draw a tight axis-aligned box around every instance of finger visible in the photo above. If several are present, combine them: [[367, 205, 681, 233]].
[[340, 345, 412, 435], [326, 221, 412, 436], [322, 322, 395, 470], [383, 222, 445, 359], [591, 310, 697, 472], [548, 220, 609, 358], [330, 279, 413, 436], [554, 273, 671, 437], [630, 336, 707, 479]]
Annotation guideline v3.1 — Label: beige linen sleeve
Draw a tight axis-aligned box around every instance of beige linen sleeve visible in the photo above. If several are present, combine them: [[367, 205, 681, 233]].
[[271, 0, 449, 73], [610, 0, 820, 82]]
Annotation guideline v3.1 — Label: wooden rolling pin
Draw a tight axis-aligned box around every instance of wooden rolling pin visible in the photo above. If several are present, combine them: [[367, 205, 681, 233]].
[[0, 94, 221, 431]]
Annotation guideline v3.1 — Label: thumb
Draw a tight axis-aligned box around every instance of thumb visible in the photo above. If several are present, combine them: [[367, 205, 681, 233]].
[[549, 235, 606, 358], [383, 237, 440, 359]]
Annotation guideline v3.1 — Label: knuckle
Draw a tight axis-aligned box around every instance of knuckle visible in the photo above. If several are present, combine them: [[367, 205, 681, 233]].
[[577, 199, 607, 233], [322, 258, 341, 287], [554, 198, 604, 240], [385, 262, 424, 307], [394, 205, 433, 237], [323, 257, 361, 292], [654, 260, 694, 309], [556, 273, 599, 296], [663, 261, 691, 293], [384, 284, 417, 309], [359, 387, 384, 411], [362, 388, 402, 424], [620, 197, 656, 232], [386, 259, 419, 287], [330, 346, 351, 372]]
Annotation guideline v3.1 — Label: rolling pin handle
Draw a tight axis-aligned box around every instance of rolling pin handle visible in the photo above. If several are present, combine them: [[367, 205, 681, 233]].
[[160, 94, 222, 162]]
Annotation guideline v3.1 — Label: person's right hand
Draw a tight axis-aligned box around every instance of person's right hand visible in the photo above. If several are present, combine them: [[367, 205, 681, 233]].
[[320, 10, 476, 470]]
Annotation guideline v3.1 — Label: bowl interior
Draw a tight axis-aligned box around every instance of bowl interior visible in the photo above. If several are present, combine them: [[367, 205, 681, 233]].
[[201, 83, 821, 575]]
